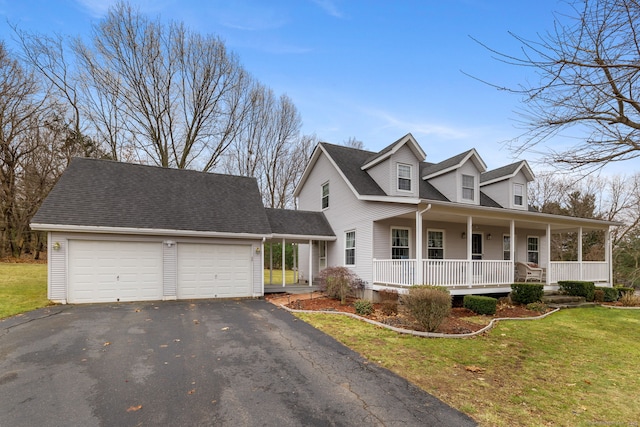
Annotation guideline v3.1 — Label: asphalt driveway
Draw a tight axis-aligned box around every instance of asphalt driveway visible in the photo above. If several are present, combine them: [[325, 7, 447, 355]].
[[0, 299, 476, 426]]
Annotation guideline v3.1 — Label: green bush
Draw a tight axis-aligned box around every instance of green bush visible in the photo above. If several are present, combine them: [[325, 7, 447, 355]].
[[526, 302, 549, 313], [401, 285, 451, 332], [558, 281, 596, 302], [353, 299, 374, 315], [595, 286, 619, 302], [614, 286, 635, 299], [380, 300, 398, 316], [317, 267, 364, 304], [510, 283, 544, 304], [463, 295, 497, 315]]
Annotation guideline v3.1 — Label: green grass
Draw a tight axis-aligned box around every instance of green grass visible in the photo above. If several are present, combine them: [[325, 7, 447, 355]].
[[0, 263, 50, 318], [297, 307, 640, 426], [264, 269, 298, 285]]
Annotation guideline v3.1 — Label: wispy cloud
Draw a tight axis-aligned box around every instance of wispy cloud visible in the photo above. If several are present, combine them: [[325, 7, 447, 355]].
[[312, 0, 343, 18], [366, 109, 469, 140]]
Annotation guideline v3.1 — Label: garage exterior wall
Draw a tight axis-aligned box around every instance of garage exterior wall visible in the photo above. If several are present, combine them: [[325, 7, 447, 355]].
[[48, 231, 264, 303]]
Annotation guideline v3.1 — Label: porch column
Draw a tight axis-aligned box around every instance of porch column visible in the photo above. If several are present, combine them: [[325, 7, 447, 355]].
[[269, 242, 273, 285], [293, 243, 298, 284], [546, 224, 551, 285], [467, 216, 473, 287], [308, 239, 313, 286], [282, 238, 286, 287], [510, 219, 515, 261], [606, 227, 613, 285], [415, 210, 423, 285], [578, 227, 583, 280]]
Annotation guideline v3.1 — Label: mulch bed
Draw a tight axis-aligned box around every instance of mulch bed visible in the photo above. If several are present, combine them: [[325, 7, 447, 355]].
[[267, 294, 548, 335]]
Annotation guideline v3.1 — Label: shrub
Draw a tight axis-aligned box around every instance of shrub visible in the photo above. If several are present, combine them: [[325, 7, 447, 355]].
[[526, 302, 549, 313], [463, 295, 497, 315], [558, 281, 596, 302], [510, 283, 544, 304], [378, 289, 399, 302], [380, 300, 398, 316], [353, 299, 374, 315], [317, 266, 364, 304], [619, 292, 640, 307], [594, 289, 605, 302], [401, 285, 451, 332], [615, 286, 635, 299], [595, 286, 619, 302]]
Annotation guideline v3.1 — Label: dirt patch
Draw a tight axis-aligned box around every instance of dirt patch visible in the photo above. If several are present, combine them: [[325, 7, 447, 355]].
[[266, 293, 549, 335]]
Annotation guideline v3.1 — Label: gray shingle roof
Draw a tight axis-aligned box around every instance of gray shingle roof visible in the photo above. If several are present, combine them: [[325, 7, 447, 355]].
[[362, 133, 409, 166], [32, 158, 272, 234], [422, 149, 475, 177], [265, 209, 334, 237], [320, 143, 386, 196], [480, 162, 522, 183]]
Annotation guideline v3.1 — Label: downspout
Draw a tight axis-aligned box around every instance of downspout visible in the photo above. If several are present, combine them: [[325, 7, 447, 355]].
[[415, 203, 432, 285], [261, 237, 266, 295]]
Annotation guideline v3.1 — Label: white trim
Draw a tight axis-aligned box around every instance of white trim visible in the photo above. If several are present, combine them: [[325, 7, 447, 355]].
[[345, 230, 356, 266], [480, 161, 535, 186], [321, 181, 330, 210], [390, 226, 412, 259], [271, 233, 336, 241], [396, 163, 413, 192], [502, 234, 511, 260], [422, 149, 487, 180], [513, 183, 524, 207], [426, 228, 445, 259], [30, 223, 269, 239], [461, 174, 475, 201], [527, 235, 540, 264]]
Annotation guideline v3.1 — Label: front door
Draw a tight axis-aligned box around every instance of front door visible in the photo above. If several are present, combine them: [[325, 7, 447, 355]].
[[472, 233, 483, 260]]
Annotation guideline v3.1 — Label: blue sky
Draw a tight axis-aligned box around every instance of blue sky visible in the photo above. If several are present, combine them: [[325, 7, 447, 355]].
[[0, 0, 605, 173]]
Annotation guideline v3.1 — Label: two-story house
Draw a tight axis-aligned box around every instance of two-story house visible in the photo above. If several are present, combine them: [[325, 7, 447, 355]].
[[294, 133, 616, 295]]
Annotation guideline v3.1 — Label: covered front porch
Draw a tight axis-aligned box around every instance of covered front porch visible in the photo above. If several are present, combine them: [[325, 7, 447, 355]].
[[372, 203, 614, 295]]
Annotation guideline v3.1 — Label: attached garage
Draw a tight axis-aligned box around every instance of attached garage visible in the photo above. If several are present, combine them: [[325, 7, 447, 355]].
[[68, 240, 163, 303], [177, 243, 252, 299]]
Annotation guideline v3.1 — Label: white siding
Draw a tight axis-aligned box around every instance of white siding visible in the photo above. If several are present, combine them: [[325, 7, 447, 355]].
[[297, 151, 417, 285], [48, 232, 67, 302], [368, 161, 391, 195], [481, 170, 530, 210], [430, 171, 457, 202]]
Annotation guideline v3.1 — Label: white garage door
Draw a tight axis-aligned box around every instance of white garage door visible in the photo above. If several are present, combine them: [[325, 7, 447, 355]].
[[177, 243, 252, 299], [68, 240, 163, 303]]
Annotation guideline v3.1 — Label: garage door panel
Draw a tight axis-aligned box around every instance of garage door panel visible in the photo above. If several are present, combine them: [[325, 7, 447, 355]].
[[177, 243, 252, 299], [69, 240, 163, 303]]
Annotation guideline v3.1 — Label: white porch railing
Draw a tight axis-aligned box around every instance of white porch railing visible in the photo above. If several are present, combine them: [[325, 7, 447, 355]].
[[373, 259, 610, 290], [549, 261, 609, 283]]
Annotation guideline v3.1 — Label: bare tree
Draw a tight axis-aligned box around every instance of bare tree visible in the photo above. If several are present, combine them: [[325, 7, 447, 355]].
[[343, 136, 364, 150], [475, 0, 640, 170]]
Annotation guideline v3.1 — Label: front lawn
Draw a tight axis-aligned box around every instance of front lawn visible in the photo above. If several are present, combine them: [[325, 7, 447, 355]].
[[297, 306, 640, 426], [0, 263, 50, 318]]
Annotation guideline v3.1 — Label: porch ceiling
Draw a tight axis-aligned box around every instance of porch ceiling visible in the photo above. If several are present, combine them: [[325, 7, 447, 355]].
[[392, 205, 612, 232]]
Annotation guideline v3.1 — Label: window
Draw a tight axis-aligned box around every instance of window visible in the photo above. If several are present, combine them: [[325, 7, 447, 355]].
[[321, 182, 329, 209], [397, 164, 412, 191], [345, 231, 356, 265], [514, 184, 524, 206], [527, 236, 539, 264], [319, 241, 327, 269], [391, 228, 410, 259], [427, 230, 444, 259], [503, 235, 511, 260], [462, 174, 475, 200]]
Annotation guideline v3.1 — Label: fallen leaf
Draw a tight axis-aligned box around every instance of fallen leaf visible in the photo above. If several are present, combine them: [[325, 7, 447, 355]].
[[566, 383, 576, 387], [103, 342, 111, 347], [465, 365, 485, 373], [193, 320, 199, 325], [188, 389, 196, 395], [134, 309, 141, 313], [173, 339, 181, 342], [221, 327, 229, 331], [126, 405, 142, 412], [584, 380, 591, 385], [159, 344, 168, 348]]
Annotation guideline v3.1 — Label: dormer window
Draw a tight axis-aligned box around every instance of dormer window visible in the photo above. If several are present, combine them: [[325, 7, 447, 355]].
[[462, 174, 475, 200], [321, 182, 329, 209], [514, 183, 524, 206], [397, 164, 412, 191]]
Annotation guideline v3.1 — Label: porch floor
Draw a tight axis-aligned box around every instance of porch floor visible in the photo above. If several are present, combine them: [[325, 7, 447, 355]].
[[264, 284, 320, 294]]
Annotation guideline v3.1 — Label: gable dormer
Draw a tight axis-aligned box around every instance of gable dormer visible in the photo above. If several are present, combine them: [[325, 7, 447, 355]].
[[422, 149, 487, 205], [361, 133, 426, 197], [480, 161, 534, 210]]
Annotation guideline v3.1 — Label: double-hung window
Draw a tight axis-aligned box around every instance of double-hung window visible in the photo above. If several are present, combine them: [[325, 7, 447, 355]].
[[462, 174, 475, 200], [514, 183, 524, 206], [321, 182, 329, 209], [503, 235, 511, 260], [345, 231, 356, 266], [427, 230, 444, 259], [527, 236, 539, 264], [391, 228, 410, 259], [397, 164, 412, 191]]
